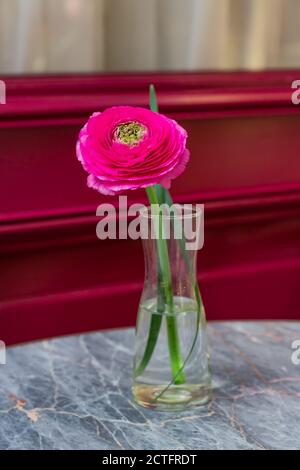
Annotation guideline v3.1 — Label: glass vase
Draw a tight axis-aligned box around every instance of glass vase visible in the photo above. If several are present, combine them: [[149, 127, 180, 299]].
[[132, 204, 212, 411]]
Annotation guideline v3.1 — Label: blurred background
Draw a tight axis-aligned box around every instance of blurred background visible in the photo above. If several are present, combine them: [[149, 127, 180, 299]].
[[1, 0, 300, 74], [1, 0, 300, 345]]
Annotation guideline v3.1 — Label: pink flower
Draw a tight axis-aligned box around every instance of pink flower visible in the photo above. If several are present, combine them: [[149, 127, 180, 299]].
[[76, 106, 189, 196]]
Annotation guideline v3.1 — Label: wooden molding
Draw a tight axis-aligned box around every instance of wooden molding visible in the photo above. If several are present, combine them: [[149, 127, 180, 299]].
[[1, 71, 300, 344]]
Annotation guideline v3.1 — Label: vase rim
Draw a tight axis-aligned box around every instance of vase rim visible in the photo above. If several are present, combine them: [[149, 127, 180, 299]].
[[139, 204, 203, 220]]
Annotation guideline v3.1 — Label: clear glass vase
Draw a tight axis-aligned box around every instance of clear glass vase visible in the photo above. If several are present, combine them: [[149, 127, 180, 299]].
[[132, 204, 212, 411]]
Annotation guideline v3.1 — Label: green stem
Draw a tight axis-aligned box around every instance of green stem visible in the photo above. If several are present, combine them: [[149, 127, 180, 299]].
[[145, 186, 185, 384], [134, 186, 205, 386], [134, 271, 164, 378], [152, 191, 206, 400], [134, 315, 162, 378], [135, 85, 194, 384], [134, 190, 166, 379]]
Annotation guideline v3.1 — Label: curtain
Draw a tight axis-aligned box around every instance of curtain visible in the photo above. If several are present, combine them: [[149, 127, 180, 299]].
[[0, 0, 299, 74]]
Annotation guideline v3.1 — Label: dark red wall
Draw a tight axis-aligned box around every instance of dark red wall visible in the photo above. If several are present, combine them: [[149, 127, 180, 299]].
[[1, 71, 300, 345]]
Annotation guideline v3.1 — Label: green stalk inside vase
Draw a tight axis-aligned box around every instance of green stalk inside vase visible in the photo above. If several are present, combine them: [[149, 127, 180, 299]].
[[134, 84, 203, 385], [145, 186, 185, 384]]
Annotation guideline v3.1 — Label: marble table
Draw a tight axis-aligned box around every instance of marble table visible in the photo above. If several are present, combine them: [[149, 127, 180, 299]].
[[1, 322, 300, 450]]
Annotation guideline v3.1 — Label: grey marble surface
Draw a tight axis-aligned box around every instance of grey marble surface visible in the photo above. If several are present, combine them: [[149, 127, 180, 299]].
[[0, 322, 300, 450]]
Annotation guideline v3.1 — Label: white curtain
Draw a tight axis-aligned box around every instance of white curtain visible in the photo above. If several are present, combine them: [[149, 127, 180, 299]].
[[0, 0, 299, 74]]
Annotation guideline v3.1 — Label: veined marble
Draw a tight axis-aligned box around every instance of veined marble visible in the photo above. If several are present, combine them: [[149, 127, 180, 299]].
[[0, 322, 300, 450]]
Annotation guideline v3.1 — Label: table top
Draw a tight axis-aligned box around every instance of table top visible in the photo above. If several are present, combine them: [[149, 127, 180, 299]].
[[1, 321, 300, 450]]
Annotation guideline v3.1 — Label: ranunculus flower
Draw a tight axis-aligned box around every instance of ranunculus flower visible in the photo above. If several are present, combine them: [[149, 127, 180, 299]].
[[76, 106, 189, 195]]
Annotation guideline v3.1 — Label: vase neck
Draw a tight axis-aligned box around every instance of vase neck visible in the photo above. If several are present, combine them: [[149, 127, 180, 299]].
[[140, 210, 199, 302]]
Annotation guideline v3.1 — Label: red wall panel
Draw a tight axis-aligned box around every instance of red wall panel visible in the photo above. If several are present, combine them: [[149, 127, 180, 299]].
[[1, 71, 300, 345]]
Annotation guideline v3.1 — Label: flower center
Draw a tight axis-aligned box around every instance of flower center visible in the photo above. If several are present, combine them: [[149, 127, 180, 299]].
[[114, 121, 146, 146]]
